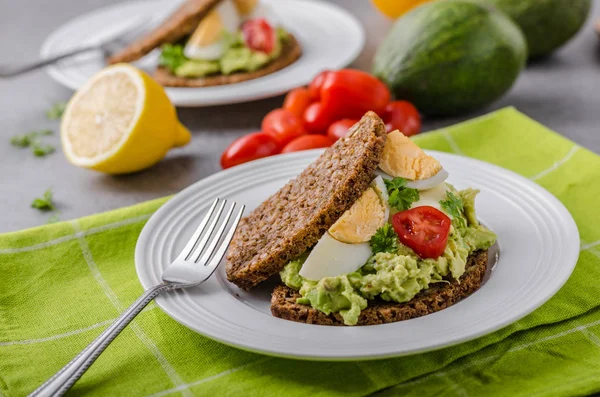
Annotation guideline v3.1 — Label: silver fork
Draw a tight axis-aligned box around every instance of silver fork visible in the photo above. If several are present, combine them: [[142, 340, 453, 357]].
[[0, 17, 149, 78], [29, 198, 245, 397]]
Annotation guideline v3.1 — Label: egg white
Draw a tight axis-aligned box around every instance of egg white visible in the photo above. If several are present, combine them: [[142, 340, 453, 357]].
[[184, 0, 241, 61], [299, 177, 391, 281]]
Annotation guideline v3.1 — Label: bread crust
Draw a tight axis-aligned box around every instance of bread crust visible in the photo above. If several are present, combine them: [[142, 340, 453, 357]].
[[225, 112, 387, 290], [270, 250, 489, 326], [153, 35, 302, 87]]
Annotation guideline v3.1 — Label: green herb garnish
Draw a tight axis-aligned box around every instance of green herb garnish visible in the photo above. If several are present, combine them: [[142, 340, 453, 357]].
[[370, 223, 399, 254], [384, 177, 420, 211], [32, 142, 56, 157], [31, 189, 55, 211], [159, 44, 187, 72], [10, 130, 55, 156], [46, 101, 67, 120], [440, 191, 465, 227]]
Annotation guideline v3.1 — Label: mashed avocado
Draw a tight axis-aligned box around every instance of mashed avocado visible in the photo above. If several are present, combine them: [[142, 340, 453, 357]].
[[160, 28, 290, 78], [279, 186, 497, 326]]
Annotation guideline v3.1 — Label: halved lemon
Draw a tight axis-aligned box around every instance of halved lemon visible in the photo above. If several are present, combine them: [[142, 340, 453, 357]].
[[61, 64, 191, 174]]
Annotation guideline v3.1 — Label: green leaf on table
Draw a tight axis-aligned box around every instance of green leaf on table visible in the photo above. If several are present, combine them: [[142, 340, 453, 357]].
[[31, 142, 55, 157], [46, 101, 67, 120], [10, 130, 53, 148], [31, 189, 55, 211], [384, 177, 420, 211]]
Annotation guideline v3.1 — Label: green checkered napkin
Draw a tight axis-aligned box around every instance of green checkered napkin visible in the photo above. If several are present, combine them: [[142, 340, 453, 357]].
[[2, 107, 599, 397]]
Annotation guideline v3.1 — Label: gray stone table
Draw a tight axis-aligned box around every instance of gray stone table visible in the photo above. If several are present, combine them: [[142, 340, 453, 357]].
[[1, 0, 599, 233]]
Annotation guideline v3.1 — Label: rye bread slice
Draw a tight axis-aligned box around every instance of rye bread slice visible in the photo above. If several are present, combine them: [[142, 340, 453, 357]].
[[153, 34, 302, 87], [108, 0, 223, 64], [270, 250, 488, 326], [226, 112, 387, 290]]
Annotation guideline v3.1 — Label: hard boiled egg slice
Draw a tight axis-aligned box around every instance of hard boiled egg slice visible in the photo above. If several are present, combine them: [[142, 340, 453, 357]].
[[233, 0, 258, 17], [298, 233, 373, 281], [299, 182, 388, 281], [410, 182, 450, 216], [184, 0, 241, 61], [379, 130, 448, 190]]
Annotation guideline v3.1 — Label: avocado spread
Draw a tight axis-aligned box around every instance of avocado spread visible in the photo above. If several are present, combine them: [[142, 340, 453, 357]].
[[280, 187, 497, 325], [159, 28, 289, 78]]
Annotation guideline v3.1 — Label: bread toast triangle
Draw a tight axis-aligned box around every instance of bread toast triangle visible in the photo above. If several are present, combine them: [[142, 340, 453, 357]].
[[225, 112, 387, 290]]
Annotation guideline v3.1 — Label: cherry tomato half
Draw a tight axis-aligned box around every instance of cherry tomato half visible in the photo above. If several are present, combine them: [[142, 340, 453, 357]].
[[382, 101, 422, 136], [281, 135, 335, 153], [303, 102, 334, 134], [319, 69, 391, 119], [391, 206, 451, 259], [327, 119, 359, 141], [283, 87, 312, 118], [242, 18, 276, 54], [220, 132, 279, 169], [262, 108, 305, 148], [308, 70, 332, 101]]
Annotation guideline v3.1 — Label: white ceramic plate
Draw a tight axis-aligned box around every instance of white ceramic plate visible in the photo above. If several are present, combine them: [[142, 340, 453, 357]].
[[135, 150, 579, 360], [40, 0, 365, 107]]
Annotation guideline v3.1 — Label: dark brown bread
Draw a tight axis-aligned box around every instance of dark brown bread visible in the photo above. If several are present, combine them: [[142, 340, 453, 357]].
[[270, 250, 488, 326], [226, 112, 387, 290], [153, 35, 302, 87], [108, 0, 222, 64]]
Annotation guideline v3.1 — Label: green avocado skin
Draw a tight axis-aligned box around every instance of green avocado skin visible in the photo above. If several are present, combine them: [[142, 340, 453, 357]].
[[485, 0, 591, 59], [372, 0, 527, 117]]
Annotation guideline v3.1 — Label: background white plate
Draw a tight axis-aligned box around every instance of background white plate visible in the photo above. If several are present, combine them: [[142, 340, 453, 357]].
[[40, 0, 365, 107], [135, 150, 580, 360]]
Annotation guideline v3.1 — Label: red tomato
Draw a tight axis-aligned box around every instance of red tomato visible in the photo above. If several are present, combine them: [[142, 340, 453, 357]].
[[327, 119, 358, 141], [261, 108, 304, 148], [303, 102, 333, 134], [382, 101, 422, 136], [242, 18, 275, 54], [319, 69, 391, 119], [220, 132, 279, 169], [281, 135, 335, 153], [308, 70, 332, 100], [283, 87, 312, 118], [391, 206, 451, 259]]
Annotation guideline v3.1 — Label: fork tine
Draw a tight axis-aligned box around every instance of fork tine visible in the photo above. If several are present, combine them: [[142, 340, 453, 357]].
[[187, 199, 227, 261], [178, 198, 220, 261], [201, 204, 245, 279], [194, 202, 237, 264]]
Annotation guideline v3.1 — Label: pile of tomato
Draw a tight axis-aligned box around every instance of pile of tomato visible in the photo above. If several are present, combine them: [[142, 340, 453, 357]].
[[220, 69, 422, 169]]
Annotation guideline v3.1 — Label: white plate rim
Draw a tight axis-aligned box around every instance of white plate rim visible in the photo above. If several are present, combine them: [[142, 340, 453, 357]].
[[39, 0, 366, 107], [135, 149, 580, 360]]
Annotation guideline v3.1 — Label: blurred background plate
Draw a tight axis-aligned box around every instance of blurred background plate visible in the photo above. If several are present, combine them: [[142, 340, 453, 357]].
[[40, 0, 365, 107]]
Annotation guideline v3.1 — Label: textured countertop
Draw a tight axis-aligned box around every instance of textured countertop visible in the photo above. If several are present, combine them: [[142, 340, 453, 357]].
[[1, 0, 598, 233]]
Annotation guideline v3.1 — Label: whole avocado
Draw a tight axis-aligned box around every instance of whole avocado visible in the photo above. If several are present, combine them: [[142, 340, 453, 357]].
[[485, 0, 591, 59], [373, 0, 527, 117]]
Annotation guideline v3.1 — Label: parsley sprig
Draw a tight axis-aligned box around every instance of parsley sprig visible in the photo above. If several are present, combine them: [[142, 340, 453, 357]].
[[10, 130, 55, 157], [369, 223, 399, 255], [440, 191, 466, 227], [31, 189, 55, 211], [384, 177, 420, 211], [159, 44, 187, 72], [46, 101, 67, 120]]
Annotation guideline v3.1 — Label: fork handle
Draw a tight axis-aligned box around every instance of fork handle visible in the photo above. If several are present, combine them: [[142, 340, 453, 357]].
[[0, 45, 99, 78], [29, 283, 177, 397]]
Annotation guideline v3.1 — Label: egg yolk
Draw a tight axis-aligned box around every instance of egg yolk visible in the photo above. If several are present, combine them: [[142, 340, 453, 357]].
[[379, 130, 442, 180], [329, 187, 386, 244]]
